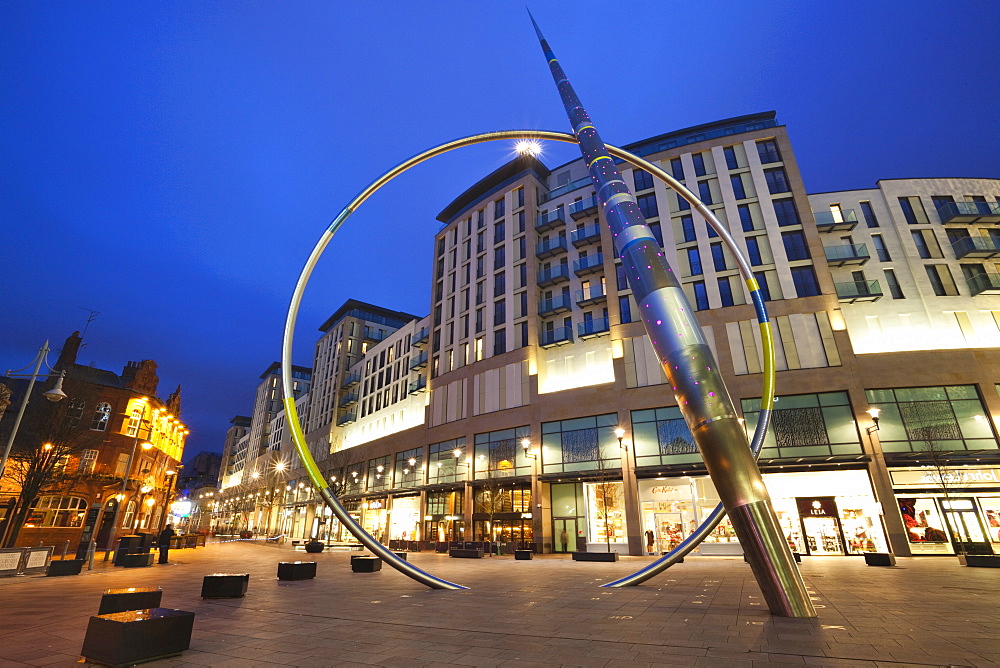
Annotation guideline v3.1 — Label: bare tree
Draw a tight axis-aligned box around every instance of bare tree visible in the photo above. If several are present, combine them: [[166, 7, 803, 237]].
[[1, 381, 104, 547], [919, 434, 972, 555], [590, 446, 622, 553]]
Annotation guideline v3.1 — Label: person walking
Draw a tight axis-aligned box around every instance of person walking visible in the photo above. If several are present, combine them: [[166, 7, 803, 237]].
[[158, 524, 176, 564], [645, 529, 655, 555]]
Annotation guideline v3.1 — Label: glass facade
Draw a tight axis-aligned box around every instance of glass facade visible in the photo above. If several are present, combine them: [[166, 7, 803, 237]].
[[742, 391, 864, 459], [866, 386, 998, 453]]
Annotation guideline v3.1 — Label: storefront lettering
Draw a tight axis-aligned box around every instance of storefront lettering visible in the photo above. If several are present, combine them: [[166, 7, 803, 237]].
[[891, 468, 1000, 487]]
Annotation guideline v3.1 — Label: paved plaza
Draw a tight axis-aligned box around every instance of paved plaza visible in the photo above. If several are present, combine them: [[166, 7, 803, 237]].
[[0, 541, 997, 667]]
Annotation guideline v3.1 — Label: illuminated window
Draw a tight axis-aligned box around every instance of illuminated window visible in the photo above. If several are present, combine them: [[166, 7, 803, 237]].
[[77, 449, 98, 474], [126, 407, 143, 437], [91, 403, 111, 431], [475, 338, 483, 361], [30, 496, 87, 528]]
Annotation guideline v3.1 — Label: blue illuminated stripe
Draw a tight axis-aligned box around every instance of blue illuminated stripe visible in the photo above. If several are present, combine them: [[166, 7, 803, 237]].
[[750, 289, 769, 323]]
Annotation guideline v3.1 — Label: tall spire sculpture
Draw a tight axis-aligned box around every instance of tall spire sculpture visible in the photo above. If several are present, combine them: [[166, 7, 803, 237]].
[[529, 13, 816, 617]]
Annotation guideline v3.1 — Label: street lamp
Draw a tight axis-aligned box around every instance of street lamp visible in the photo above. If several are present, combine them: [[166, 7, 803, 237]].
[[1, 341, 67, 479], [520, 438, 537, 460], [615, 427, 627, 450]]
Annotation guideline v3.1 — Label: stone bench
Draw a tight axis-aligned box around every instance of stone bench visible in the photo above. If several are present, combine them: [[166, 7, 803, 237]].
[[277, 561, 316, 580], [81, 608, 194, 667], [201, 573, 249, 598], [47, 559, 84, 576], [121, 552, 154, 568], [350, 556, 382, 572], [100, 587, 163, 615], [449, 548, 484, 559]]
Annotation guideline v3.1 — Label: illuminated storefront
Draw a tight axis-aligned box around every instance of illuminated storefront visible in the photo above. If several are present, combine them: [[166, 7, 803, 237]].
[[361, 497, 388, 541], [638, 469, 887, 556], [388, 494, 421, 541], [891, 467, 1000, 555]]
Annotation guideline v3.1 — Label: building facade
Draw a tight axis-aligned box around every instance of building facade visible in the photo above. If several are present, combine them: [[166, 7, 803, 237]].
[[217, 113, 1000, 558]]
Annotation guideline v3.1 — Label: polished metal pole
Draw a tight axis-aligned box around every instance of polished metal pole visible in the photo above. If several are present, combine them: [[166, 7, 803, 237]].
[[528, 13, 814, 617]]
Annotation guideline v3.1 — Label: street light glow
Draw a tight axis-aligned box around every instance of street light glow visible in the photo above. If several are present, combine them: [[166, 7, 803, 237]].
[[515, 139, 542, 156]]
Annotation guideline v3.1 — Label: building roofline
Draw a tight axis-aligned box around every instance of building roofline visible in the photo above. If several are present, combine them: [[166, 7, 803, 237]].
[[809, 176, 1000, 196], [260, 361, 312, 379], [318, 299, 421, 333], [436, 154, 551, 224]]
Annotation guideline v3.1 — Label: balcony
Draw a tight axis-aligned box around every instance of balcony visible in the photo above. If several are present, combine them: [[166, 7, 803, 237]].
[[408, 376, 427, 394], [337, 411, 357, 426], [576, 285, 608, 306], [952, 235, 1000, 260], [539, 326, 573, 348], [835, 280, 883, 303], [571, 223, 602, 247], [340, 372, 361, 389], [535, 208, 566, 233], [539, 294, 572, 316], [409, 350, 428, 370], [578, 317, 611, 339], [569, 196, 599, 220], [814, 209, 858, 233], [937, 201, 1000, 224], [536, 237, 569, 259], [537, 264, 570, 287], [363, 328, 388, 343], [411, 327, 430, 347], [968, 272, 1000, 296], [823, 243, 870, 267], [573, 253, 604, 276], [339, 391, 359, 408]]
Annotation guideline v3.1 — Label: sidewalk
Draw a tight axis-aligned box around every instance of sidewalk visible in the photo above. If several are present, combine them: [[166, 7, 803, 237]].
[[0, 541, 996, 667]]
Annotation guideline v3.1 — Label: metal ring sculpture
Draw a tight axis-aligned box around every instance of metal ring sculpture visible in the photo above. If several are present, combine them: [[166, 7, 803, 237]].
[[281, 129, 774, 590]]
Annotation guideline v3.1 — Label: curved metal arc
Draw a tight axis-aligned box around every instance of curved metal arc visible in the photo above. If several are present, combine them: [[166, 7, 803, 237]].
[[279, 128, 774, 590]]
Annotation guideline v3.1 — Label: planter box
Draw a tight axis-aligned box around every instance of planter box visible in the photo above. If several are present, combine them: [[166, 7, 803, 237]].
[[100, 587, 163, 615], [963, 554, 1000, 568], [47, 559, 84, 577], [514, 550, 533, 561], [572, 552, 618, 562], [449, 548, 484, 559], [304, 541, 325, 554], [201, 573, 249, 598], [394, 552, 408, 561], [277, 561, 316, 581], [863, 552, 896, 567], [351, 556, 382, 573], [82, 608, 194, 667], [121, 552, 154, 568]]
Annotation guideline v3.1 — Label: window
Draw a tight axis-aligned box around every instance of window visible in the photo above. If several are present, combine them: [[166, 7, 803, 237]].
[[618, 295, 633, 323], [494, 220, 505, 244], [730, 174, 747, 200], [737, 204, 754, 232], [517, 263, 527, 288], [29, 496, 87, 528], [711, 243, 727, 271], [859, 201, 879, 227], [692, 152, 707, 177], [475, 281, 484, 305], [773, 199, 800, 226], [518, 291, 528, 318], [681, 215, 696, 242], [91, 403, 111, 431], [687, 247, 703, 275], [864, 385, 993, 452], [718, 277, 734, 307], [912, 230, 942, 258], [636, 193, 658, 219], [516, 210, 525, 233], [493, 299, 506, 325], [476, 256, 485, 279], [648, 221, 664, 246], [494, 198, 505, 219], [692, 281, 709, 310], [723, 145, 739, 170], [697, 181, 713, 205], [781, 230, 810, 261], [476, 231, 485, 254], [871, 234, 890, 262], [746, 237, 763, 266], [493, 271, 505, 295], [925, 265, 959, 296], [884, 269, 904, 299], [676, 193, 690, 211], [77, 449, 98, 474], [790, 266, 820, 297], [475, 337, 483, 361], [632, 168, 653, 191], [516, 236, 525, 260], [898, 196, 928, 225], [518, 321, 528, 348], [67, 399, 85, 428], [494, 246, 505, 269], [493, 329, 506, 355], [670, 158, 684, 180], [931, 195, 955, 215], [756, 139, 781, 164], [475, 308, 484, 333], [515, 187, 524, 208], [764, 168, 791, 194], [125, 407, 143, 437]]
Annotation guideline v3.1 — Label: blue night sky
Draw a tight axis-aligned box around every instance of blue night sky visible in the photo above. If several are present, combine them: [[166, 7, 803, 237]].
[[2, 1, 997, 460]]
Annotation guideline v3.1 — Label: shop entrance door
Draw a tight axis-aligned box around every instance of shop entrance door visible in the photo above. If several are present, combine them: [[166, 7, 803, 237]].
[[796, 497, 845, 555], [941, 498, 993, 555], [553, 518, 580, 553]]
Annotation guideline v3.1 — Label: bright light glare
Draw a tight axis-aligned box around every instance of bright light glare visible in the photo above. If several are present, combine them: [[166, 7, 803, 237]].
[[515, 139, 542, 156]]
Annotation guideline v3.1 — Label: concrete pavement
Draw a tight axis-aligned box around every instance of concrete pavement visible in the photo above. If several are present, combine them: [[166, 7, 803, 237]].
[[0, 540, 997, 667]]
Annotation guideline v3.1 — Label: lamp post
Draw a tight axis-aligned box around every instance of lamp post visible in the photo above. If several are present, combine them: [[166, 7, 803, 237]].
[[160, 465, 182, 533], [1, 341, 68, 479]]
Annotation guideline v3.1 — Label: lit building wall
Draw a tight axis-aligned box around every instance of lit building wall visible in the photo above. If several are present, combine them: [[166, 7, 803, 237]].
[[808, 178, 1000, 354]]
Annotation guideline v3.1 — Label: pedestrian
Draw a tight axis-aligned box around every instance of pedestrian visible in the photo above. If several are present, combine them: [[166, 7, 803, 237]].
[[560, 528, 569, 553], [158, 524, 176, 564], [645, 529, 655, 555]]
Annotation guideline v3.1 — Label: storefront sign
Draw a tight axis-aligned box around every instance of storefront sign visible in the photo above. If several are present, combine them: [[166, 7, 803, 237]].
[[366, 500, 384, 510], [890, 468, 1000, 488], [795, 497, 837, 518]]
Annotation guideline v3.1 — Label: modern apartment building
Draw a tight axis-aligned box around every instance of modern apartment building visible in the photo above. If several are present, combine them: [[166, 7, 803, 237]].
[[215, 113, 1000, 559]]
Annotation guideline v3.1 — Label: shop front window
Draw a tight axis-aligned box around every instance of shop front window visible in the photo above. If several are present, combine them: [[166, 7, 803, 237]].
[[742, 391, 863, 459], [388, 495, 421, 542], [584, 481, 627, 550], [540, 414, 621, 475], [427, 438, 467, 484], [631, 407, 701, 468], [27, 496, 87, 528], [393, 448, 423, 489], [866, 386, 998, 454], [474, 427, 532, 479]]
